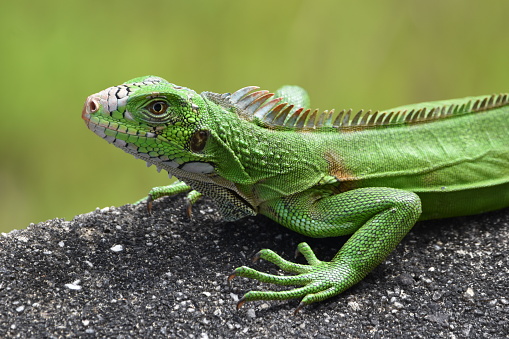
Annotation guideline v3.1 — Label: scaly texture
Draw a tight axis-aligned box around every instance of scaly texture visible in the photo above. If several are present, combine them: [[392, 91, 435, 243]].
[[82, 76, 509, 312]]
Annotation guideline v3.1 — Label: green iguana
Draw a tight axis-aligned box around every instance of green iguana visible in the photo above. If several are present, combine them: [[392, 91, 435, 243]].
[[82, 76, 509, 313]]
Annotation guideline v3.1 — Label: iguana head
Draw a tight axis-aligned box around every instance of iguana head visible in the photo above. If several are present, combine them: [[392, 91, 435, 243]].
[[82, 76, 215, 174]]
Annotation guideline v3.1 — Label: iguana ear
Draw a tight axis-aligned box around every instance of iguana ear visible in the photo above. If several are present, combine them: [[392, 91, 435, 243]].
[[189, 130, 210, 153]]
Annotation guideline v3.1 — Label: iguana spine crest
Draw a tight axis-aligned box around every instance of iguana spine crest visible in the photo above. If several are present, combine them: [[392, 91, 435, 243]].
[[222, 87, 509, 131]]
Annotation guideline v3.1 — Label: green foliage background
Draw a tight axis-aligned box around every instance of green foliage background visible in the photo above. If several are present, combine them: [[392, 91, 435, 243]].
[[1, 0, 508, 232]]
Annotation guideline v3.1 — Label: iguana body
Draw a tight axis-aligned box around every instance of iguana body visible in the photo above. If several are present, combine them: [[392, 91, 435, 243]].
[[82, 76, 509, 311]]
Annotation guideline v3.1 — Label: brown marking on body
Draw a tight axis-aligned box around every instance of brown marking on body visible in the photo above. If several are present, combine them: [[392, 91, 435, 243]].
[[324, 151, 357, 192]]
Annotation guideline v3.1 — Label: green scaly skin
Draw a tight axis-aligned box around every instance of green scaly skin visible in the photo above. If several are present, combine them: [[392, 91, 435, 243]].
[[82, 76, 509, 312]]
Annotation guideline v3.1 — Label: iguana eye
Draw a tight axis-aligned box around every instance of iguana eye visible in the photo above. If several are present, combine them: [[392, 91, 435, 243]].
[[148, 101, 168, 115]]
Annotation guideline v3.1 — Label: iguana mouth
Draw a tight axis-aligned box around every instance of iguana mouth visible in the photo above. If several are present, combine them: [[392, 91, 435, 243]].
[[82, 92, 157, 142], [82, 93, 171, 171]]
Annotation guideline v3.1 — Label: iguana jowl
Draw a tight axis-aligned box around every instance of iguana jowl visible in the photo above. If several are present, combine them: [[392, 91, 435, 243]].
[[82, 76, 509, 312]]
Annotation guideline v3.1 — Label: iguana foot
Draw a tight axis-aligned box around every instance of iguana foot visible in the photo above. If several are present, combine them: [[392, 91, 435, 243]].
[[229, 242, 359, 313], [132, 181, 201, 216]]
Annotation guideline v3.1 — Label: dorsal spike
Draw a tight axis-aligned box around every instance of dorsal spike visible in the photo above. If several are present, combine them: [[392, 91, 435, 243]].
[[406, 109, 420, 123], [256, 98, 284, 120], [351, 110, 364, 125], [246, 93, 274, 115], [363, 110, 377, 125], [435, 105, 444, 117], [363, 111, 376, 126], [418, 108, 428, 120], [486, 95, 496, 109], [479, 97, 488, 111], [487, 94, 495, 108], [340, 109, 352, 125], [272, 104, 294, 125], [305, 109, 320, 128], [405, 110, 414, 121], [230, 86, 259, 103], [390, 110, 404, 124], [496, 94, 506, 105], [500, 94, 509, 105], [472, 99, 480, 111], [439, 105, 447, 117], [360, 110, 372, 125], [323, 109, 335, 127], [410, 109, 419, 121], [381, 111, 394, 125], [332, 109, 345, 127], [500, 94, 506, 104], [316, 110, 329, 127], [236, 90, 269, 110], [375, 111, 387, 125], [295, 109, 312, 128], [285, 107, 304, 127]]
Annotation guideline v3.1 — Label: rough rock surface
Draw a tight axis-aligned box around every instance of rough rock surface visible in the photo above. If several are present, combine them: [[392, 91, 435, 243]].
[[1, 196, 508, 338]]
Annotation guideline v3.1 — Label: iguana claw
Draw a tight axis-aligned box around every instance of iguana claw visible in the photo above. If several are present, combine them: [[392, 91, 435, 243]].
[[185, 199, 193, 218], [146, 195, 154, 214], [236, 297, 246, 310], [252, 251, 262, 263], [227, 272, 236, 283], [294, 302, 306, 315]]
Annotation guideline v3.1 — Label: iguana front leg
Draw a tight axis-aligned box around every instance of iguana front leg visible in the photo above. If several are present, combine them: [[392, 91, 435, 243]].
[[135, 181, 201, 216], [230, 186, 421, 312]]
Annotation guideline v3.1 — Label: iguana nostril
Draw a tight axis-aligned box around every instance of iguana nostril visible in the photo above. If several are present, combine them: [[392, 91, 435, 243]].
[[81, 95, 100, 121], [86, 96, 100, 113], [82, 95, 100, 121]]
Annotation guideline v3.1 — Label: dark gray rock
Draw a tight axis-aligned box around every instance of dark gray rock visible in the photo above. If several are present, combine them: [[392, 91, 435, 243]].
[[1, 196, 508, 338]]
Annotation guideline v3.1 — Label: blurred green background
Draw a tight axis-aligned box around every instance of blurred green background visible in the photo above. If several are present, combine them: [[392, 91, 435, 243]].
[[1, 0, 508, 232]]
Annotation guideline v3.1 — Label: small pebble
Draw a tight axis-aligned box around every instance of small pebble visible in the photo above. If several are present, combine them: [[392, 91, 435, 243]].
[[65, 280, 82, 290], [464, 287, 475, 298], [110, 244, 124, 252]]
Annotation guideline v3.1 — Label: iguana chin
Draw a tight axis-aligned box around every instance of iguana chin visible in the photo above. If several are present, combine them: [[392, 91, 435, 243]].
[[82, 76, 509, 313]]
